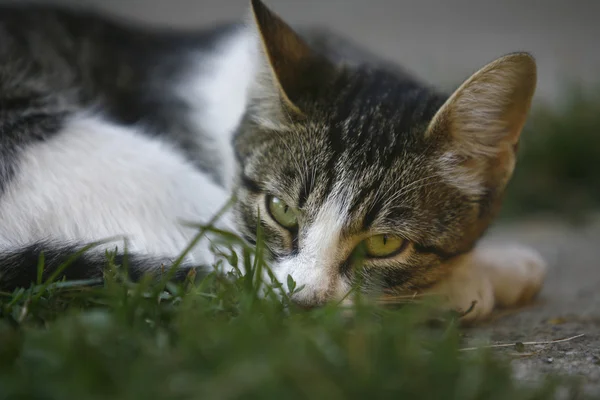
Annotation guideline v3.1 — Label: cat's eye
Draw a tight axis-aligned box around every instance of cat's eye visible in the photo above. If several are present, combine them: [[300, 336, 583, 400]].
[[362, 234, 407, 258], [266, 195, 299, 229]]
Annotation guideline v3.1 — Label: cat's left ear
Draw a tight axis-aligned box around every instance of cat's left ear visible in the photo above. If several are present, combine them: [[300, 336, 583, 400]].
[[248, 0, 335, 121], [426, 53, 537, 193]]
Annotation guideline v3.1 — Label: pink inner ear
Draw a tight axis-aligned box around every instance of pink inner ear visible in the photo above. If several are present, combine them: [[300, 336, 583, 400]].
[[429, 55, 536, 202], [250, 0, 316, 111]]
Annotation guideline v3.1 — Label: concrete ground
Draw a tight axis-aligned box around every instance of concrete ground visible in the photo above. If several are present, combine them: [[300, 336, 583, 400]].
[[473, 216, 600, 396]]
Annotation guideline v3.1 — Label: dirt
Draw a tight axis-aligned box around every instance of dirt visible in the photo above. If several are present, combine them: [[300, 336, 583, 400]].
[[465, 215, 600, 397]]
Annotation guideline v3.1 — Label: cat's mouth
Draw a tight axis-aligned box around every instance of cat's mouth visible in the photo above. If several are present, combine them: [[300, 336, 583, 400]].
[[289, 292, 328, 310], [295, 302, 321, 311]]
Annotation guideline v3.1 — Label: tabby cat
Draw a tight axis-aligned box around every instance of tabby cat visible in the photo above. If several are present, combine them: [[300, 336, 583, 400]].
[[0, 0, 546, 322]]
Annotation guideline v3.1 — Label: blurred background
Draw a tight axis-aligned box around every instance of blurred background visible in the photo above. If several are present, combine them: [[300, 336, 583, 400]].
[[8, 0, 600, 220], [36, 0, 600, 105]]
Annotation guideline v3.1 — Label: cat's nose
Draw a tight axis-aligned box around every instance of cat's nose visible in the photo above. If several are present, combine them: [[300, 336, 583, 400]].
[[290, 294, 325, 310], [297, 303, 319, 311]]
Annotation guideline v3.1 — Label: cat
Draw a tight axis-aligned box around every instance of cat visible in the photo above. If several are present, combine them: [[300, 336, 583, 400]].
[[0, 0, 546, 322]]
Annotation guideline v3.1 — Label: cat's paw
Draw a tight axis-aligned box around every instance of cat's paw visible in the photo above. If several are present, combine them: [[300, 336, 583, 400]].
[[476, 244, 547, 308], [427, 244, 547, 323], [426, 254, 496, 323]]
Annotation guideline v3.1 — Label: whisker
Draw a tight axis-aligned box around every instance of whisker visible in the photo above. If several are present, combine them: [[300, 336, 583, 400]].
[[281, 105, 312, 191], [372, 166, 412, 205], [376, 292, 441, 306], [375, 140, 438, 203], [270, 125, 304, 186], [383, 178, 442, 209]]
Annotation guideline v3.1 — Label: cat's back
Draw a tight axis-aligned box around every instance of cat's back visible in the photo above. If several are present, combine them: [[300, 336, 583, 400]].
[[0, 4, 238, 118], [0, 3, 427, 187], [0, 4, 251, 185]]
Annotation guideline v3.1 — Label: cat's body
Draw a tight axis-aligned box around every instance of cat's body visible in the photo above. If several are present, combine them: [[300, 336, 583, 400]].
[[0, 5, 249, 283], [0, 0, 546, 322]]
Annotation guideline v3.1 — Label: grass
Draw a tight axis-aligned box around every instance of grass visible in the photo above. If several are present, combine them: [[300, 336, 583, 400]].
[[0, 223, 567, 400], [2, 89, 599, 399]]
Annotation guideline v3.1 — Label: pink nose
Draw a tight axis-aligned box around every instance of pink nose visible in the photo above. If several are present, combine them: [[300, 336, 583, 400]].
[[290, 293, 326, 310], [296, 304, 318, 311]]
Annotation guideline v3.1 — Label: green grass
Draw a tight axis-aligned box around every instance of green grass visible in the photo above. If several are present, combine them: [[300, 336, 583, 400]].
[[0, 224, 565, 400]]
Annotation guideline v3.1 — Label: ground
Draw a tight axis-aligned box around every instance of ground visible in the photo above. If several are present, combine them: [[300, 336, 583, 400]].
[[467, 216, 600, 396]]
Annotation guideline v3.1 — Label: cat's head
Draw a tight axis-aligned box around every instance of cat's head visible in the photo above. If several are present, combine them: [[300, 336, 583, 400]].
[[232, 0, 537, 306]]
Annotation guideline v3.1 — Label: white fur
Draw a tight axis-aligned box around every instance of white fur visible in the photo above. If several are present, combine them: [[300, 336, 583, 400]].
[[437, 151, 485, 197], [474, 243, 547, 308], [0, 115, 234, 265], [426, 243, 547, 323], [272, 197, 352, 304], [178, 27, 258, 189], [0, 28, 259, 268]]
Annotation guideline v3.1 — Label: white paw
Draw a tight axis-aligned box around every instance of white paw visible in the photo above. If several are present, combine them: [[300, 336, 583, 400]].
[[477, 244, 547, 308], [424, 244, 547, 323], [426, 255, 496, 323]]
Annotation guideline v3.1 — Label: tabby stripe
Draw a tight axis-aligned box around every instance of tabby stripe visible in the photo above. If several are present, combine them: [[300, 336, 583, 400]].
[[413, 243, 472, 261], [240, 174, 262, 193], [297, 169, 315, 209]]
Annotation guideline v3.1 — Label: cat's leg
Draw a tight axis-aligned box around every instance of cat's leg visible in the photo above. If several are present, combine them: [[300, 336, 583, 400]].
[[425, 243, 547, 323]]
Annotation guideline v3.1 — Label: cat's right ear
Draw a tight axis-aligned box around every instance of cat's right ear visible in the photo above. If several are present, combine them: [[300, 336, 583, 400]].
[[425, 53, 537, 195], [247, 0, 335, 123]]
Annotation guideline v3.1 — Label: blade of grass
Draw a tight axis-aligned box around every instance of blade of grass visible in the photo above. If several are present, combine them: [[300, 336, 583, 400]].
[[32, 236, 124, 303], [158, 197, 236, 287], [251, 209, 265, 300], [36, 251, 45, 285], [32, 278, 104, 291]]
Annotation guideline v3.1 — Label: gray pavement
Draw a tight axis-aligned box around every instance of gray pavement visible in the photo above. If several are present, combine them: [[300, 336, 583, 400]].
[[476, 217, 600, 395]]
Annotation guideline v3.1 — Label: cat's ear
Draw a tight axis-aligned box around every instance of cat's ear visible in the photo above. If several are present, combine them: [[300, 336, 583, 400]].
[[248, 0, 334, 121], [426, 53, 537, 193]]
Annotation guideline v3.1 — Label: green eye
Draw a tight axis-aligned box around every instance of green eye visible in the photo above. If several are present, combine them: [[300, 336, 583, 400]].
[[362, 234, 407, 258], [267, 195, 299, 229]]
